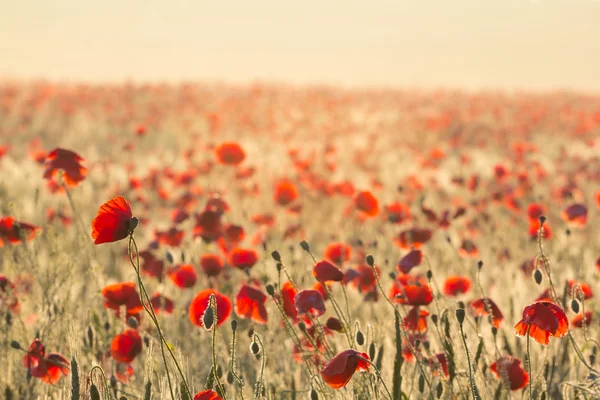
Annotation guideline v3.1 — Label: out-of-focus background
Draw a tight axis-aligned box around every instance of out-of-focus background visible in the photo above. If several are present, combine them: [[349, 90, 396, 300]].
[[1, 0, 599, 91]]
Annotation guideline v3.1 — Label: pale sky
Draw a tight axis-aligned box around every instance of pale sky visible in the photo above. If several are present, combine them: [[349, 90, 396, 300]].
[[1, 0, 600, 91]]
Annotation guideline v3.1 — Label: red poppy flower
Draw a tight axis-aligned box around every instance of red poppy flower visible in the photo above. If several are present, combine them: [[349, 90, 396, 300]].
[[111, 330, 143, 363], [389, 275, 433, 306], [0, 217, 40, 246], [430, 353, 449, 378], [235, 284, 268, 324], [323, 242, 352, 265], [281, 281, 298, 322], [274, 180, 299, 206], [229, 248, 259, 271], [101, 282, 143, 316], [139, 251, 165, 281], [313, 260, 344, 283], [193, 208, 223, 243], [514, 301, 568, 345], [326, 317, 344, 332], [91, 197, 134, 245], [321, 349, 370, 389], [22, 339, 70, 384], [404, 306, 429, 333], [527, 203, 546, 222], [155, 227, 185, 247], [561, 203, 587, 227], [458, 239, 479, 258], [528, 219, 552, 240], [223, 224, 245, 244], [194, 390, 223, 400], [189, 289, 232, 328], [205, 194, 230, 214], [354, 191, 379, 217], [251, 213, 276, 227], [469, 298, 504, 328], [150, 293, 174, 314], [215, 142, 246, 165], [397, 249, 423, 274], [43, 148, 87, 187], [295, 289, 326, 316], [490, 356, 529, 391], [0, 274, 20, 313], [168, 264, 197, 289], [571, 311, 592, 328], [443, 276, 472, 296], [385, 202, 411, 224], [200, 254, 224, 277], [344, 264, 379, 292], [170, 208, 190, 224], [394, 228, 433, 249]]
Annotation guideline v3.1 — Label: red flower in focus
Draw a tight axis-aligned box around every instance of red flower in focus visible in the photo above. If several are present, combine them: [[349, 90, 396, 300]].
[[320, 349, 370, 389], [91, 197, 134, 245], [215, 142, 246, 166], [295, 289, 326, 316], [403, 306, 429, 333], [274, 180, 299, 206], [101, 282, 143, 317], [235, 284, 268, 324], [571, 311, 592, 328], [469, 298, 504, 328], [443, 276, 471, 296], [324, 242, 352, 265], [43, 148, 87, 187], [313, 260, 344, 283], [0, 274, 20, 313], [229, 248, 259, 271], [189, 289, 232, 328], [0, 217, 40, 246], [490, 356, 529, 391], [394, 228, 432, 249], [397, 249, 423, 274], [194, 389, 223, 400], [22, 339, 70, 384], [111, 330, 143, 363], [200, 254, 224, 277], [514, 301, 568, 345], [150, 293, 174, 314], [354, 191, 379, 217], [168, 264, 197, 289], [561, 203, 587, 227]]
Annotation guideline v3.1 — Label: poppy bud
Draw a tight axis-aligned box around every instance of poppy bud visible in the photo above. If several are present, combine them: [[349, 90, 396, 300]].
[[539, 215, 546, 225], [414, 339, 420, 348], [110, 375, 117, 389], [368, 343, 376, 360], [231, 319, 237, 332], [534, 269, 543, 284], [90, 384, 101, 400], [456, 309, 465, 325], [227, 371, 234, 384], [266, 284, 275, 296], [491, 326, 498, 336], [10, 340, 21, 350], [250, 341, 260, 355], [355, 330, 365, 346], [309, 389, 318, 400], [326, 317, 343, 332], [436, 382, 443, 398], [5, 313, 12, 326], [570, 299, 580, 314], [203, 306, 215, 330], [388, 272, 396, 280], [366, 255, 375, 267], [248, 328, 255, 338], [300, 241, 310, 251], [143, 336, 150, 347], [216, 365, 223, 378], [128, 217, 139, 233], [127, 316, 139, 329], [298, 322, 307, 332], [166, 251, 174, 264], [87, 326, 94, 348], [104, 322, 111, 331], [423, 341, 430, 352], [477, 260, 483, 270], [590, 354, 595, 365], [457, 301, 465, 309], [426, 270, 433, 280], [271, 251, 281, 262], [418, 374, 425, 393], [431, 314, 438, 324], [565, 229, 571, 237], [276, 263, 282, 272]]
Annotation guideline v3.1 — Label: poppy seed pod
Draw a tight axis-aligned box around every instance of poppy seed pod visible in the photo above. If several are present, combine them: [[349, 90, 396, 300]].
[[300, 241, 310, 251], [266, 284, 275, 296], [477, 260, 483, 270], [271, 250, 281, 262], [128, 217, 138, 233], [539, 215, 546, 225], [230, 319, 238, 332], [534, 269, 543, 284], [366, 255, 374, 267], [10, 340, 21, 350], [456, 308, 466, 325], [203, 305, 215, 330]]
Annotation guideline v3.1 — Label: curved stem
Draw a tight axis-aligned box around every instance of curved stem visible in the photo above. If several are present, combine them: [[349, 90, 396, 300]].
[[527, 326, 532, 400]]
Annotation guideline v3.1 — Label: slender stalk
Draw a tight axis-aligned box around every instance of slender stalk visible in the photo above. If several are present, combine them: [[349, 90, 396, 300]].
[[210, 298, 226, 398], [527, 326, 532, 400]]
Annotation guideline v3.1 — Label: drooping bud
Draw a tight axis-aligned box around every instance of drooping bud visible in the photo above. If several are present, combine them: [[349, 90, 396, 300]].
[[366, 255, 375, 267], [203, 306, 215, 331], [534, 269, 543, 284], [271, 251, 281, 262], [355, 330, 365, 346], [456, 309, 465, 325]]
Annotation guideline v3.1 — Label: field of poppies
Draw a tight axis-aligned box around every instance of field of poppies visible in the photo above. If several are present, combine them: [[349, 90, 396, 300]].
[[1, 82, 599, 399]]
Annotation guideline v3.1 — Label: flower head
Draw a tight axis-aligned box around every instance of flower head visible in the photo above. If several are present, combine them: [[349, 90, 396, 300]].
[[91, 197, 134, 245], [514, 301, 568, 345]]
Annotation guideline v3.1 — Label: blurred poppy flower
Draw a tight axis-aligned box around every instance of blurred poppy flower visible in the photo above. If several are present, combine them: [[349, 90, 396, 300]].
[[155, 227, 185, 247], [215, 142, 246, 165], [295, 289, 326, 316], [189, 289, 232, 328], [170, 209, 190, 224], [111, 330, 143, 363], [394, 228, 432, 249], [389, 274, 433, 306], [229, 248, 259, 271], [194, 390, 223, 400], [469, 298, 503, 328], [150, 293, 174, 314], [235, 284, 268, 324], [397, 249, 423, 274], [403, 306, 429, 333], [91, 196, 135, 245], [321, 349, 370, 389], [429, 353, 449, 378], [0, 274, 20, 313], [0, 217, 40, 246], [561, 203, 587, 226], [514, 301, 568, 345], [274, 180, 299, 206], [568, 280, 593, 300], [101, 282, 143, 317], [323, 242, 352, 265], [385, 202, 411, 224], [354, 191, 379, 217], [139, 251, 165, 281], [168, 264, 197, 289], [313, 260, 344, 283], [22, 339, 70, 384], [443, 276, 471, 296], [223, 224, 245, 244], [200, 254, 224, 277], [43, 148, 87, 187], [527, 203, 545, 222], [571, 311, 592, 328], [281, 281, 299, 322], [490, 356, 529, 391], [528, 219, 552, 240], [205, 194, 230, 214], [458, 239, 479, 258], [193, 208, 223, 243], [344, 264, 379, 292]]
